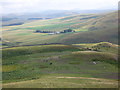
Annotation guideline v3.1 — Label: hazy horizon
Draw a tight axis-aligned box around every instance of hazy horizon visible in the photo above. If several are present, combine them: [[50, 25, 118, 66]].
[[0, 0, 119, 15]]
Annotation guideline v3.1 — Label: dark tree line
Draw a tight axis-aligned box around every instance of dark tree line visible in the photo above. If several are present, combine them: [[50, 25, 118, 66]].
[[35, 30, 55, 33], [35, 28, 75, 33]]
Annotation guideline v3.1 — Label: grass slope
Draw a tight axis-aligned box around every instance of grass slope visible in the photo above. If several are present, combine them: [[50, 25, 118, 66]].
[[3, 74, 118, 88], [2, 42, 118, 88], [73, 42, 118, 54]]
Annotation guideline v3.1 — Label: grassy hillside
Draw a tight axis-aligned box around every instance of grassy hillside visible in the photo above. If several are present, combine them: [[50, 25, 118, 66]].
[[2, 11, 118, 47], [73, 42, 118, 54], [2, 11, 119, 88], [2, 42, 118, 88]]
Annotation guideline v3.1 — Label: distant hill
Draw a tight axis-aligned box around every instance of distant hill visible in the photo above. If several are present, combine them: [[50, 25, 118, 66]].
[[2, 11, 118, 47], [57, 11, 118, 44], [2, 10, 115, 26]]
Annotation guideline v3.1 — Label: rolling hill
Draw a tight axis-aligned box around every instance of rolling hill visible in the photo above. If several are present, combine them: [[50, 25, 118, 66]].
[[2, 42, 119, 88], [2, 11, 118, 47]]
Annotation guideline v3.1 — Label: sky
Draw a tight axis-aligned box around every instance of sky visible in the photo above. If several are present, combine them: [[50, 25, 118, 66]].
[[0, 0, 119, 14]]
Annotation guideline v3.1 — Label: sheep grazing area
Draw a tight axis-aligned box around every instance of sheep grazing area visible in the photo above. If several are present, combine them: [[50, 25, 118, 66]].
[[2, 42, 119, 88]]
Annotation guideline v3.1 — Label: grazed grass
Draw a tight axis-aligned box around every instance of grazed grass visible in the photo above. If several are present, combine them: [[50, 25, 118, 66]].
[[3, 74, 118, 88], [2, 44, 118, 86]]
